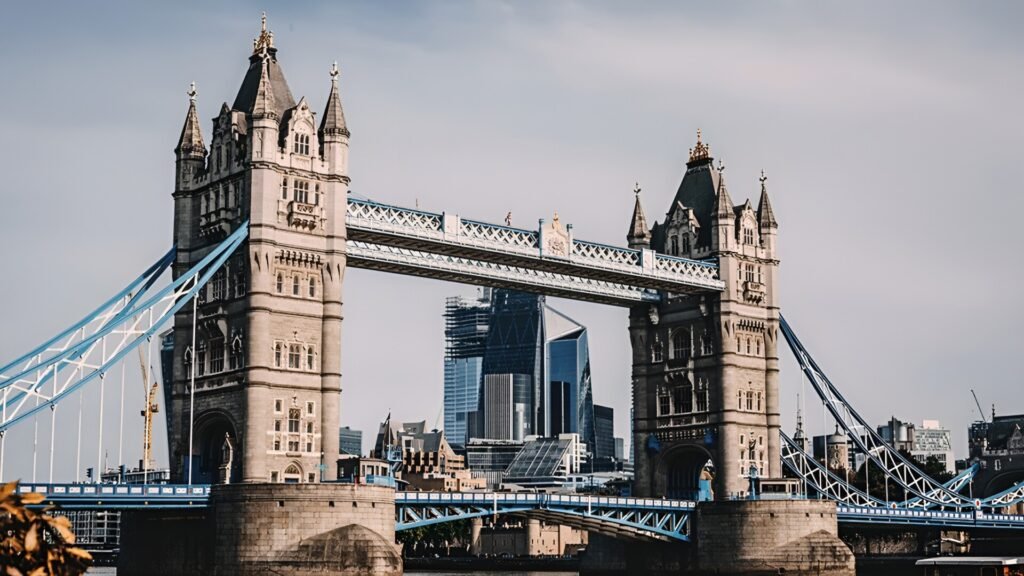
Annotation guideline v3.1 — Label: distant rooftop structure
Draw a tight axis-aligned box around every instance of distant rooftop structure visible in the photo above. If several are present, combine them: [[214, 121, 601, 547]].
[[502, 433, 586, 489]]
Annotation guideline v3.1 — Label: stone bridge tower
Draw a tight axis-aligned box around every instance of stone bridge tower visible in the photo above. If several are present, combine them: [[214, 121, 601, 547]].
[[168, 16, 349, 484], [629, 132, 780, 499]]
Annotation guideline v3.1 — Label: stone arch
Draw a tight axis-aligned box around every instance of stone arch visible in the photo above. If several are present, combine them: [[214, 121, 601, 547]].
[[661, 444, 714, 501], [191, 409, 239, 485], [283, 461, 304, 483]]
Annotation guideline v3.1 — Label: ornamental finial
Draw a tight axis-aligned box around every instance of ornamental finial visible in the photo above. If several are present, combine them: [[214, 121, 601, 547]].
[[633, 182, 641, 197], [330, 61, 340, 83], [188, 82, 197, 102], [760, 169, 767, 191], [688, 128, 711, 163], [253, 12, 274, 54]]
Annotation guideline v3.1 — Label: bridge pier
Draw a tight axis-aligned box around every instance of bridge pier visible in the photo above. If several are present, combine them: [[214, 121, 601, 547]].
[[582, 500, 854, 575], [118, 484, 400, 576]]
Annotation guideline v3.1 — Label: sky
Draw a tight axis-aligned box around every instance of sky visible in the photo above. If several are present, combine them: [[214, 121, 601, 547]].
[[0, 1, 1022, 481]]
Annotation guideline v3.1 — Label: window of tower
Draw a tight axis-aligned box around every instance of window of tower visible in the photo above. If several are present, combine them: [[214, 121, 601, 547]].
[[308, 277, 316, 298], [306, 421, 314, 434], [274, 343, 283, 368], [746, 338, 752, 354], [314, 184, 320, 206], [293, 180, 310, 203], [281, 178, 288, 200], [306, 347, 315, 370], [274, 399, 283, 413], [229, 337, 244, 371], [209, 337, 224, 374], [696, 380, 709, 412], [736, 337, 742, 353], [680, 382, 693, 413], [738, 391, 743, 410], [743, 227, 754, 245], [745, 264, 755, 283], [746, 390, 754, 411], [293, 133, 311, 156], [288, 344, 301, 369], [276, 273, 283, 293], [292, 276, 300, 296], [211, 270, 225, 301], [658, 390, 671, 416], [757, 392, 762, 412], [756, 339, 761, 356], [669, 235, 679, 255], [288, 408, 301, 433], [196, 343, 206, 377], [652, 339, 663, 363], [671, 329, 690, 361], [700, 332, 713, 356], [681, 234, 690, 253]]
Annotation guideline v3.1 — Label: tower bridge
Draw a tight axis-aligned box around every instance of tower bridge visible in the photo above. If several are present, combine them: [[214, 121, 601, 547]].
[[2, 14, 1024, 576]]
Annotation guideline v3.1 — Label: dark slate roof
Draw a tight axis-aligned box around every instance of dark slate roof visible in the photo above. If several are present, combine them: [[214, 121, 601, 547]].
[[175, 99, 205, 157], [233, 48, 296, 118], [758, 185, 778, 228], [626, 193, 651, 245], [667, 157, 719, 249]]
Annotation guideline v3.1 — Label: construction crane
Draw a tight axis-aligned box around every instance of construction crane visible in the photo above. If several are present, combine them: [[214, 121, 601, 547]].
[[138, 346, 159, 472], [971, 389, 988, 423]]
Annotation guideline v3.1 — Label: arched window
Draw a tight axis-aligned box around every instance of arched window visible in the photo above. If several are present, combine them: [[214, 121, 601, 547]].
[[681, 234, 690, 253], [756, 339, 761, 356], [274, 343, 283, 367], [652, 339, 663, 363], [306, 347, 314, 370], [737, 391, 743, 410], [669, 235, 679, 255], [757, 392, 762, 412], [746, 391, 754, 411], [308, 277, 316, 298], [745, 264, 755, 283], [671, 329, 690, 361], [281, 177, 289, 200], [696, 380, 709, 412], [283, 463, 302, 483], [736, 337, 742, 353], [293, 133, 311, 156], [746, 338, 752, 354], [276, 273, 283, 293], [292, 276, 300, 296]]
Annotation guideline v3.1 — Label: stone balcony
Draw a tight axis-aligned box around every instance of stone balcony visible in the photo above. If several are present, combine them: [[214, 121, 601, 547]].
[[743, 281, 766, 303]]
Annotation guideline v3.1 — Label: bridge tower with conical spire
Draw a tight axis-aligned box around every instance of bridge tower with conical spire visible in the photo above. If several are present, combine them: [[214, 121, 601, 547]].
[[628, 131, 781, 499]]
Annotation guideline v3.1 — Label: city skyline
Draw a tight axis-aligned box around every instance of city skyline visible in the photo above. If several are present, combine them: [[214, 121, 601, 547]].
[[1, 1, 1022, 481]]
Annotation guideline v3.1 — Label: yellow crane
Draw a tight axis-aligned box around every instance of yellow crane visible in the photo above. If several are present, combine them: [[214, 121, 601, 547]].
[[137, 346, 159, 472]]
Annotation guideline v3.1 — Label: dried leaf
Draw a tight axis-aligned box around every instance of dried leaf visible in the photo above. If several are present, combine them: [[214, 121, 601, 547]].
[[0, 480, 16, 500], [66, 546, 93, 560], [5, 566, 24, 576], [24, 524, 38, 553], [19, 493, 45, 505], [52, 521, 76, 544], [26, 568, 45, 576]]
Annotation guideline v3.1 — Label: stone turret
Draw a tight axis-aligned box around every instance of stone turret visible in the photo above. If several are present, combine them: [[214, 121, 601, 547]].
[[249, 54, 279, 161], [711, 163, 735, 252], [174, 83, 206, 190], [626, 183, 651, 249], [318, 62, 350, 176], [757, 170, 778, 254]]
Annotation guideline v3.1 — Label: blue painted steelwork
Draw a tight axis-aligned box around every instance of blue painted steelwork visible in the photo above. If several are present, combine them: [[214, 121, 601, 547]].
[[19, 483, 210, 509], [780, 316, 1024, 511], [26, 483, 1024, 532], [395, 492, 694, 541], [0, 223, 249, 432]]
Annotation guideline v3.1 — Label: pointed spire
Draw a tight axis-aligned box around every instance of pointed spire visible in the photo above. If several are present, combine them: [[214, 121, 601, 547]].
[[714, 161, 734, 218], [251, 57, 277, 119], [175, 82, 206, 158], [687, 128, 713, 166], [757, 170, 778, 229], [319, 61, 350, 138], [626, 183, 651, 248]]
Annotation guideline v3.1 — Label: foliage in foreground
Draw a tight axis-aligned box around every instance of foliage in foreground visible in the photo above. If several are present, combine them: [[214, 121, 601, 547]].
[[0, 481, 92, 576]]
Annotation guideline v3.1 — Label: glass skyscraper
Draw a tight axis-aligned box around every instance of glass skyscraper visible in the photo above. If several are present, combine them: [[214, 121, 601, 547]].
[[443, 291, 492, 447], [443, 288, 596, 454]]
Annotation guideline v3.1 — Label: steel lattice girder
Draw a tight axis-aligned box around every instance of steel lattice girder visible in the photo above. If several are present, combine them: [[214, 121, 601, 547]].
[[347, 240, 664, 306], [346, 198, 723, 295]]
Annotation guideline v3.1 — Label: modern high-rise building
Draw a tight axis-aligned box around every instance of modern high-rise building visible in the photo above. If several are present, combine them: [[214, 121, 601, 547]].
[[443, 291, 491, 447], [593, 404, 615, 470], [338, 426, 362, 456], [443, 288, 597, 453]]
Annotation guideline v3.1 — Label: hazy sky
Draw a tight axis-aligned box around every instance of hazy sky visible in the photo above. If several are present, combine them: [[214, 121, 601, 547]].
[[1, 1, 1022, 481]]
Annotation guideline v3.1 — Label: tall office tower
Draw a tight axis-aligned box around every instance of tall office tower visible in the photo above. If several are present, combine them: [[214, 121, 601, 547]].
[[544, 307, 595, 455], [442, 290, 491, 447], [338, 426, 363, 456], [594, 404, 615, 463], [480, 290, 544, 438]]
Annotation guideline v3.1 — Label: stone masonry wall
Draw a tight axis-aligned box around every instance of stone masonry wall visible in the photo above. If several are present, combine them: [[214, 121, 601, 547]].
[[696, 500, 854, 575]]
